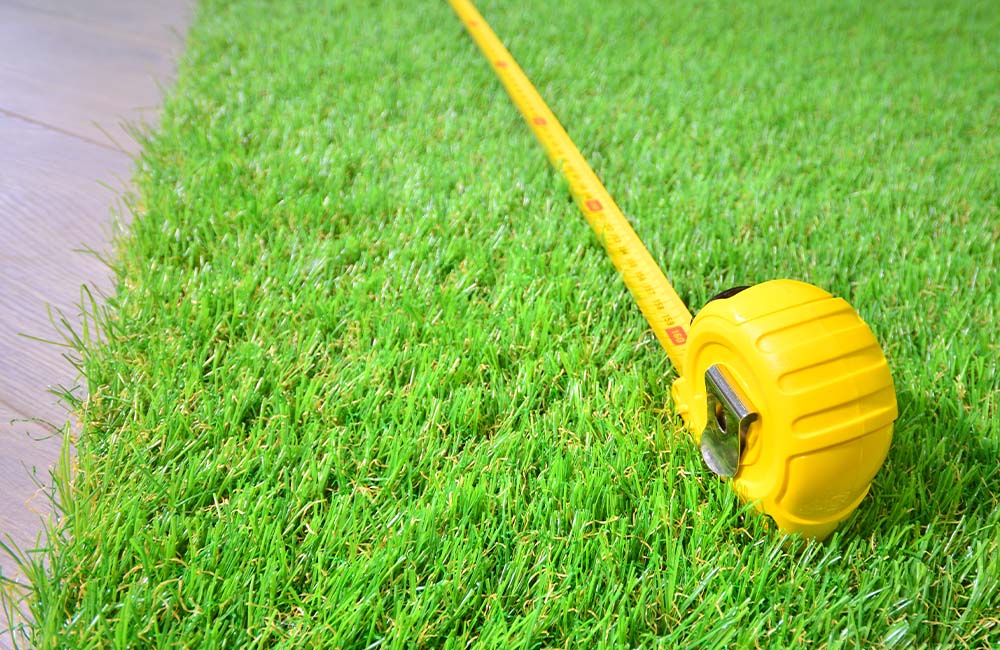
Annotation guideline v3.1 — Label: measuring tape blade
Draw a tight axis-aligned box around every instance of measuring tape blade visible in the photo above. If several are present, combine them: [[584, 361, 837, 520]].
[[448, 0, 693, 369]]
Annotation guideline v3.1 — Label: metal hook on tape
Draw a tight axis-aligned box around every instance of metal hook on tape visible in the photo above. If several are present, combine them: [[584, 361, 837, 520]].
[[702, 365, 757, 477]]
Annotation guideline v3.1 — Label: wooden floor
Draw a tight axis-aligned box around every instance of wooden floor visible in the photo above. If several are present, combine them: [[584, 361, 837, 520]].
[[0, 1, 192, 643]]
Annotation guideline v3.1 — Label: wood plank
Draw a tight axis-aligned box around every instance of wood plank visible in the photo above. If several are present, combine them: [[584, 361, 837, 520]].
[[0, 116, 126, 649], [0, 1, 189, 152], [3, 0, 191, 48], [0, 3, 192, 645]]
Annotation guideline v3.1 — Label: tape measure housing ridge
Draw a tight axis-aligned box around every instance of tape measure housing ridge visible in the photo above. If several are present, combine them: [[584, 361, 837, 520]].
[[672, 280, 897, 539]]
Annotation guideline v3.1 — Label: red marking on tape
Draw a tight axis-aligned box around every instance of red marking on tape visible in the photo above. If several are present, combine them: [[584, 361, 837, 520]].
[[585, 199, 603, 212], [533, 116, 547, 125], [495, 60, 508, 68], [666, 326, 688, 346], [467, 20, 479, 27]]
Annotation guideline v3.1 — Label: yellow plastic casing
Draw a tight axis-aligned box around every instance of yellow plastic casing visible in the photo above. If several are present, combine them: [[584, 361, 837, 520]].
[[671, 280, 898, 540]]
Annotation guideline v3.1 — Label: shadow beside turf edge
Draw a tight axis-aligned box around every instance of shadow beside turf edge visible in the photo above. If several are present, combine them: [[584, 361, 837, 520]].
[[846, 383, 1000, 542]]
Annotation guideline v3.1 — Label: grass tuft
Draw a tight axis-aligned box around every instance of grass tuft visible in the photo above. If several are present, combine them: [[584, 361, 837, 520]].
[[8, 0, 1000, 647]]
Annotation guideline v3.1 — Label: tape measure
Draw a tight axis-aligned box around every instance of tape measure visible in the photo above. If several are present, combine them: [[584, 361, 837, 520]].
[[448, 0, 898, 540]]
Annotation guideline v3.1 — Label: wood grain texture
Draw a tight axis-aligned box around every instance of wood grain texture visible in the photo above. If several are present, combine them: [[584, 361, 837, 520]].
[[0, 2, 192, 645], [0, 0, 189, 153]]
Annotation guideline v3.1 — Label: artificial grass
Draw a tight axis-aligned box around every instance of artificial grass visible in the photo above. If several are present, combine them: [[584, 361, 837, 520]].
[[7, 0, 1000, 646]]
